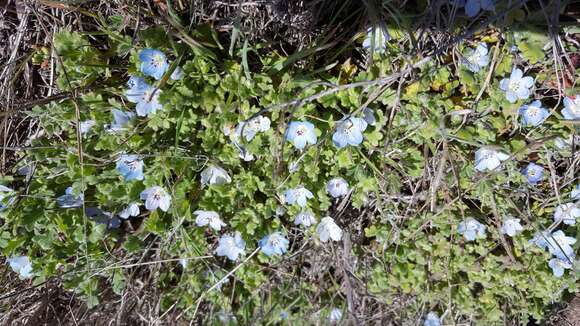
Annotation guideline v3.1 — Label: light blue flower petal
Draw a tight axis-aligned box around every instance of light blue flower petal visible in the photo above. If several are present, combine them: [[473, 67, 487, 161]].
[[285, 122, 298, 142], [515, 87, 530, 100], [548, 258, 571, 278], [506, 92, 518, 103], [521, 76, 534, 88], [136, 101, 151, 116], [474, 160, 488, 172], [296, 195, 307, 207], [464, 230, 476, 241], [332, 132, 348, 148], [125, 87, 146, 104], [127, 76, 147, 89], [499, 79, 509, 91], [571, 185, 580, 200], [306, 129, 317, 145], [170, 67, 183, 80], [285, 189, 296, 205], [481, 0, 494, 10], [510, 68, 523, 80], [348, 130, 364, 146], [363, 108, 376, 126], [465, 0, 481, 16], [423, 312, 441, 326], [294, 136, 308, 150]]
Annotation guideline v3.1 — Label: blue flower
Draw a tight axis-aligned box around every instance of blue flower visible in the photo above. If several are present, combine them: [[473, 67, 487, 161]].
[[288, 161, 299, 173], [531, 230, 576, 261], [119, 203, 140, 219], [126, 75, 148, 92], [316, 217, 343, 242], [572, 184, 580, 200], [116, 154, 144, 181], [363, 108, 376, 126], [200, 165, 231, 186], [106, 109, 135, 133], [135, 85, 163, 117], [284, 186, 314, 207], [125, 77, 163, 117], [216, 231, 246, 261], [57, 186, 84, 208], [562, 95, 580, 120], [140, 186, 171, 212], [139, 48, 169, 80], [279, 311, 289, 320], [258, 232, 289, 256], [194, 210, 226, 231], [285, 121, 317, 150], [362, 25, 390, 54], [17, 165, 32, 177], [0, 185, 15, 211], [521, 162, 544, 185], [170, 66, 184, 80], [463, 42, 489, 73], [85, 207, 120, 229], [423, 312, 441, 326], [518, 100, 549, 127], [80, 120, 96, 135], [500, 218, 523, 237], [234, 116, 271, 142], [457, 218, 486, 241], [7, 256, 33, 279], [329, 308, 342, 323], [456, 0, 495, 17], [499, 68, 534, 103], [275, 206, 286, 217], [327, 178, 349, 198], [553, 203, 580, 226], [548, 258, 573, 277], [474, 148, 510, 172], [294, 211, 316, 227], [548, 233, 576, 261], [332, 117, 368, 148], [238, 150, 255, 162], [125, 76, 149, 103]]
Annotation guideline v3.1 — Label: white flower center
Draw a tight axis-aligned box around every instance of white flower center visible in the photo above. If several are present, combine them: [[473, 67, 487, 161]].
[[124, 159, 139, 170], [151, 54, 164, 68], [341, 120, 354, 134], [527, 107, 539, 117], [481, 151, 493, 160], [296, 126, 306, 136], [469, 52, 482, 63], [508, 79, 522, 93]]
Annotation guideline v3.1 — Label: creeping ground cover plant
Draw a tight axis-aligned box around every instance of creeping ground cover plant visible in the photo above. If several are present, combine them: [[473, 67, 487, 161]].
[[1, 12, 580, 324]]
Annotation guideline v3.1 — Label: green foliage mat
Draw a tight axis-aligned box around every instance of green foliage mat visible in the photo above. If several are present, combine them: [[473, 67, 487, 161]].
[[2, 18, 579, 325]]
